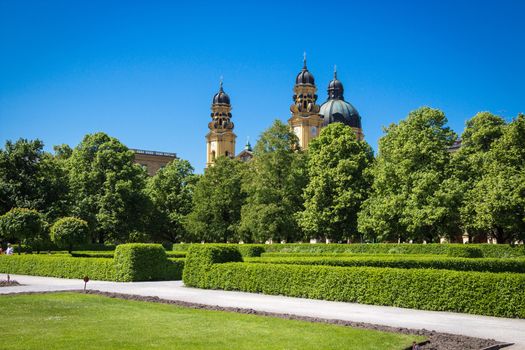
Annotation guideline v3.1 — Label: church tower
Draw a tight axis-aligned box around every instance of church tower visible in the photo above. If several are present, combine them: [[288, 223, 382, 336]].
[[288, 54, 323, 150], [206, 81, 236, 168]]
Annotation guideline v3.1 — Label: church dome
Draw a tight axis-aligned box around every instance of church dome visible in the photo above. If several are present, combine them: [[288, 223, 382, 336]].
[[295, 54, 315, 85], [212, 81, 230, 105], [296, 68, 315, 85], [327, 72, 344, 100], [320, 99, 362, 129]]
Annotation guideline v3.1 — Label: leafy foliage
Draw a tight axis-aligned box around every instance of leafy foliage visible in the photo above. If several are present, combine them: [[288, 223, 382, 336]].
[[358, 107, 457, 242], [0, 139, 69, 222], [50, 217, 89, 253], [299, 123, 374, 242], [186, 157, 246, 243], [67, 133, 150, 243], [114, 243, 174, 281], [240, 120, 308, 243], [464, 114, 525, 243], [0, 208, 45, 253], [146, 159, 196, 242]]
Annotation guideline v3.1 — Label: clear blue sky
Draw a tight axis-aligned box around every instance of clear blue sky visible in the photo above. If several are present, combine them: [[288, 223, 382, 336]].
[[1, 0, 524, 172]]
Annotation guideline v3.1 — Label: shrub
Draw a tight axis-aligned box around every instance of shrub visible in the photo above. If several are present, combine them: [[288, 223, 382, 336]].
[[0, 208, 45, 253], [114, 243, 171, 282], [50, 217, 89, 253], [0, 255, 115, 280], [238, 245, 266, 257], [174, 243, 525, 258], [247, 256, 525, 273], [183, 246, 525, 318], [447, 246, 483, 258], [182, 245, 243, 287]]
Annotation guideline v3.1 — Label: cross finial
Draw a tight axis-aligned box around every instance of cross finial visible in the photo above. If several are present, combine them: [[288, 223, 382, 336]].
[[334, 65, 337, 79], [303, 51, 307, 69], [219, 76, 223, 91]]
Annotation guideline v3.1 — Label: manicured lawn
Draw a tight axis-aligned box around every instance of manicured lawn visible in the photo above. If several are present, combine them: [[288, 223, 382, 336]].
[[0, 293, 420, 349]]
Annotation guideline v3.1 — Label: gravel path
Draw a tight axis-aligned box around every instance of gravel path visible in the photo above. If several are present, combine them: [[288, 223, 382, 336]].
[[1, 274, 524, 349]]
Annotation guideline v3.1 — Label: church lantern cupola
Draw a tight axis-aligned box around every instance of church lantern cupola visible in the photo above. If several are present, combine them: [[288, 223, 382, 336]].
[[288, 53, 323, 150], [206, 79, 236, 168]]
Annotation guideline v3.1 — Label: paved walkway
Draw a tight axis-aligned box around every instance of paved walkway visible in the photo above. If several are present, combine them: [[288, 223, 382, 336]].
[[1, 274, 525, 349]]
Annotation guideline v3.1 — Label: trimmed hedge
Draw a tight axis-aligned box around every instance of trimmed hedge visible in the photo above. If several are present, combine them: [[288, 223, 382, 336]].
[[447, 246, 483, 258], [174, 243, 525, 258], [0, 244, 184, 282], [184, 246, 525, 318], [174, 244, 266, 257], [183, 245, 243, 287], [114, 243, 175, 282], [247, 256, 525, 273], [0, 255, 115, 280]]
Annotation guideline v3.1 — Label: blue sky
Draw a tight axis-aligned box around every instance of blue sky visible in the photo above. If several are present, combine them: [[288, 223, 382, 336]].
[[1, 0, 524, 172]]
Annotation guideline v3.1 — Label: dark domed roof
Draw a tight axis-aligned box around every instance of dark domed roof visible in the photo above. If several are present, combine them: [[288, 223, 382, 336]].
[[295, 54, 315, 85], [320, 99, 361, 128], [328, 69, 344, 99], [212, 81, 230, 105]]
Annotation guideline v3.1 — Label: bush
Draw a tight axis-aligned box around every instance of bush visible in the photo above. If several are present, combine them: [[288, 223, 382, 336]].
[[182, 245, 243, 287], [0, 255, 115, 280], [238, 245, 266, 257], [447, 246, 483, 258], [114, 243, 173, 282], [0, 208, 45, 253], [50, 217, 89, 253], [183, 246, 525, 318], [247, 256, 525, 273], [174, 243, 525, 258]]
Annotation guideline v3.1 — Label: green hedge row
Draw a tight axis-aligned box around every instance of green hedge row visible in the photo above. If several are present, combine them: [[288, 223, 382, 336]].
[[0, 244, 184, 281], [174, 244, 265, 257], [246, 256, 525, 273], [183, 246, 525, 318], [68, 250, 187, 259], [0, 255, 115, 280], [174, 243, 525, 258]]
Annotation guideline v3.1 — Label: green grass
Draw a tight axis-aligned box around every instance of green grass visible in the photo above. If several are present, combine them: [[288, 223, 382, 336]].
[[0, 293, 421, 350]]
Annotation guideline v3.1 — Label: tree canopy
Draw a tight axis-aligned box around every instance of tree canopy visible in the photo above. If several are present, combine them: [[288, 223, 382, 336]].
[[299, 123, 374, 242], [146, 158, 196, 242], [239, 120, 308, 243], [67, 132, 150, 243], [186, 157, 246, 243], [358, 107, 457, 242]]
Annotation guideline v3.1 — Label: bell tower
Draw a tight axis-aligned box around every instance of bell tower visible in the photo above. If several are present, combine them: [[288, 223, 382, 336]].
[[288, 54, 323, 150], [206, 80, 236, 168]]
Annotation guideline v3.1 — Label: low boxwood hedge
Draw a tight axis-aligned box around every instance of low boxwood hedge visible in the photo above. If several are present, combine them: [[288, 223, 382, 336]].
[[0, 244, 184, 282], [246, 256, 525, 273], [0, 255, 115, 280], [174, 243, 525, 258], [184, 246, 525, 318], [447, 246, 483, 258], [114, 243, 175, 282], [174, 244, 266, 257], [183, 245, 243, 287]]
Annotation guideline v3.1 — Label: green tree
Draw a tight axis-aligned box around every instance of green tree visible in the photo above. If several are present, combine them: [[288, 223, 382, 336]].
[[447, 112, 506, 240], [50, 217, 89, 253], [465, 114, 525, 243], [186, 157, 246, 243], [146, 158, 195, 243], [67, 132, 149, 243], [0, 139, 69, 222], [0, 208, 44, 254], [299, 123, 374, 242], [358, 107, 457, 243], [239, 120, 308, 243]]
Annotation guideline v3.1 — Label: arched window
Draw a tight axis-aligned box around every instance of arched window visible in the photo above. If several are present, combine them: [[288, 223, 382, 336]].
[[211, 151, 216, 160]]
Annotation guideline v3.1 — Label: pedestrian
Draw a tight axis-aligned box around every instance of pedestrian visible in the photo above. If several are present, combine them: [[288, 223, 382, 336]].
[[5, 243, 14, 255], [412, 341, 421, 350]]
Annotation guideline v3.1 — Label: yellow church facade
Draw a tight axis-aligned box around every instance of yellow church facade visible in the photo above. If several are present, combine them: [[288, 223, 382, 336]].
[[206, 58, 364, 167]]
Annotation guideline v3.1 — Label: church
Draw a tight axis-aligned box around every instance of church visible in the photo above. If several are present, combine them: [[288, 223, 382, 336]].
[[205, 57, 364, 167]]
